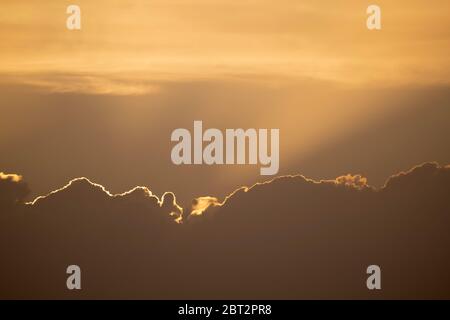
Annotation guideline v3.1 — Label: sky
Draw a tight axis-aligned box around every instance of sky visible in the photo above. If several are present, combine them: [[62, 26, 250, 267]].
[[1, 0, 450, 300], [1, 0, 449, 87], [0, 0, 449, 206]]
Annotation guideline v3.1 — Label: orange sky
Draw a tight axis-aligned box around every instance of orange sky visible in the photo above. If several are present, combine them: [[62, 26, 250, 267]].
[[0, 0, 449, 204], [0, 0, 449, 94]]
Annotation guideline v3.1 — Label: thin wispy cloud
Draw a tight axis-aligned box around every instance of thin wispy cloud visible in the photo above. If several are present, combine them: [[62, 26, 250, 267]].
[[1, 0, 449, 94]]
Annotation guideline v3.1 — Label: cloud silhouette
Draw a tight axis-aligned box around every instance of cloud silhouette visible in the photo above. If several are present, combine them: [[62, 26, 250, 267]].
[[29, 176, 183, 222], [383, 161, 450, 190], [0, 162, 449, 299], [183, 162, 450, 299]]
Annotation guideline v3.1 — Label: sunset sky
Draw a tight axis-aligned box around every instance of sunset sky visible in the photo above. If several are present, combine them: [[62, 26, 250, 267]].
[[1, 0, 449, 205], [1, 0, 449, 88]]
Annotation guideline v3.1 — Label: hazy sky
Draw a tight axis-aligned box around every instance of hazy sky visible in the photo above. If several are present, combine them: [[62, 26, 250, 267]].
[[0, 0, 449, 205], [1, 0, 449, 89]]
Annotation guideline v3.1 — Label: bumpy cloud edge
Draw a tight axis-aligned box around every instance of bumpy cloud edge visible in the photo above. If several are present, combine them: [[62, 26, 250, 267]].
[[3, 161, 447, 220], [26, 177, 183, 222]]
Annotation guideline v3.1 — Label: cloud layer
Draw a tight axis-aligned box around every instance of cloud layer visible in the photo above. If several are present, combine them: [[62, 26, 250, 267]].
[[0, 162, 449, 299], [2, 0, 449, 92]]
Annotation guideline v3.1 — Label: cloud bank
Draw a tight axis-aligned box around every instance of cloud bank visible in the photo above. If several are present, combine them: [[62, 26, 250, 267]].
[[0, 162, 449, 299]]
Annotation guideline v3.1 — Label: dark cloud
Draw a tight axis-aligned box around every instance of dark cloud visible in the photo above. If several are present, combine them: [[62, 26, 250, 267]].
[[0, 172, 29, 211], [187, 162, 450, 298], [0, 163, 450, 299]]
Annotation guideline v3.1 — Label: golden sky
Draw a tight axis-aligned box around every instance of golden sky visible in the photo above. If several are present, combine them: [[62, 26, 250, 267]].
[[0, 0, 449, 204], [0, 0, 449, 94]]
